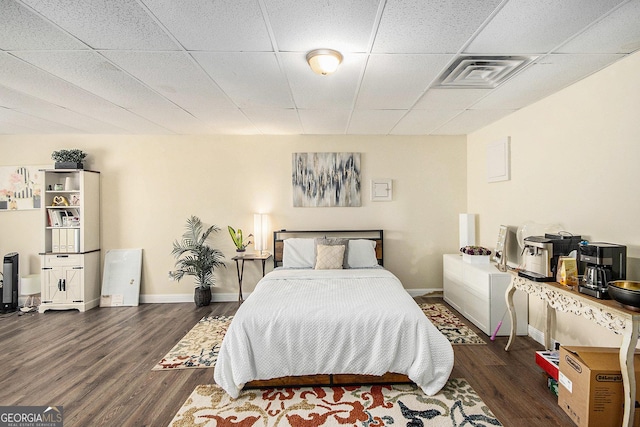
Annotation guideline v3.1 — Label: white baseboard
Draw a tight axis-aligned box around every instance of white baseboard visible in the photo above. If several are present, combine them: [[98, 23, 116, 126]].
[[528, 324, 559, 349], [140, 292, 247, 304]]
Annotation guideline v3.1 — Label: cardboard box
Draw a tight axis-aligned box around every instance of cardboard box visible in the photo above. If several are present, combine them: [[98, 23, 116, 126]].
[[558, 346, 640, 427], [536, 350, 559, 381]]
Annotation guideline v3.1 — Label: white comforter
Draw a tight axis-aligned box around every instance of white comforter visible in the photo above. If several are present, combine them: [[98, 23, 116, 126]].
[[214, 268, 454, 398]]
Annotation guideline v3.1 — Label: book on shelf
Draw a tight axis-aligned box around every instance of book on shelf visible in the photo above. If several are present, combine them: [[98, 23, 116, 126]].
[[47, 208, 80, 227], [47, 209, 63, 227]]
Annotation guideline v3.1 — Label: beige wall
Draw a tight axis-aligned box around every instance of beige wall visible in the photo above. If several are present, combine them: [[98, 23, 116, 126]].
[[467, 51, 640, 347], [0, 135, 467, 300]]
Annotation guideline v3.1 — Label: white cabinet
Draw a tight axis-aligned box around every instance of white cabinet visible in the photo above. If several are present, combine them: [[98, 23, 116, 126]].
[[40, 170, 100, 313], [443, 254, 528, 336], [42, 257, 82, 304]]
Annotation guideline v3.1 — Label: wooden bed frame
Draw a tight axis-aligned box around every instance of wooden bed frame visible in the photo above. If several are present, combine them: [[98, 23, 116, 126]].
[[245, 229, 411, 389]]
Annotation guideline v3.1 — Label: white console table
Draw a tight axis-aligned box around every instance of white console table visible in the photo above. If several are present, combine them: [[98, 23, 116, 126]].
[[505, 273, 640, 427]]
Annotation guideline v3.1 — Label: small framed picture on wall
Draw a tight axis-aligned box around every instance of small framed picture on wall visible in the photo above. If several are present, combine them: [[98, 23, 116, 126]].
[[371, 179, 392, 201]]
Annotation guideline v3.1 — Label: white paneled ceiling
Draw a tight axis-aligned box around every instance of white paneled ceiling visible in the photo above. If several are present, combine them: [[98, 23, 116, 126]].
[[1, 0, 639, 135]]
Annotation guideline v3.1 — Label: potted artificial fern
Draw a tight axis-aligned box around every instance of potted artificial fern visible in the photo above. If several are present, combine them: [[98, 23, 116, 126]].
[[170, 216, 226, 307]]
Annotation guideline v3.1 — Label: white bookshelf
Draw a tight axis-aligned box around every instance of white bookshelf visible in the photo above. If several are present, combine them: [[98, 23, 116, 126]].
[[40, 169, 101, 313]]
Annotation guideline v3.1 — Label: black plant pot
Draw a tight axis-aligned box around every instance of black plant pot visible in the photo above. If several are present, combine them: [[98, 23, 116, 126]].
[[194, 286, 212, 307], [55, 162, 84, 169]]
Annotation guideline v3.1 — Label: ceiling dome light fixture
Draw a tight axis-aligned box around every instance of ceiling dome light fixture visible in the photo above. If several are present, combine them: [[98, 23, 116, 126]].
[[306, 49, 343, 75]]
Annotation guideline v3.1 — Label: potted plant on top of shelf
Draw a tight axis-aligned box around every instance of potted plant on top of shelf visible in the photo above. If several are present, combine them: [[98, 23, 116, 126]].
[[169, 216, 226, 307], [51, 149, 87, 169]]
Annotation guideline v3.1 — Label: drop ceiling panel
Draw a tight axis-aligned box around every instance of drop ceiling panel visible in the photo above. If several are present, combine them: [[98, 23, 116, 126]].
[[0, 108, 84, 133], [347, 110, 405, 134], [0, 52, 122, 111], [242, 108, 303, 134], [0, 120, 37, 134], [15, 105, 129, 133], [391, 109, 462, 135], [20, 0, 179, 50], [434, 109, 516, 135], [373, 0, 503, 53], [414, 88, 492, 110], [557, 1, 640, 54], [298, 109, 350, 134], [141, 0, 272, 51], [188, 109, 259, 134], [102, 51, 236, 113], [14, 51, 177, 109], [466, 0, 625, 54], [0, 84, 54, 109], [193, 52, 293, 109], [281, 52, 365, 109], [356, 54, 453, 109], [128, 107, 215, 134], [0, 0, 88, 50], [474, 53, 624, 109], [264, 0, 381, 52], [79, 107, 173, 134]]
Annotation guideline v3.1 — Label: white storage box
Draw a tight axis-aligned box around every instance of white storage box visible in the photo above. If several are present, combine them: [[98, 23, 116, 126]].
[[462, 254, 490, 264]]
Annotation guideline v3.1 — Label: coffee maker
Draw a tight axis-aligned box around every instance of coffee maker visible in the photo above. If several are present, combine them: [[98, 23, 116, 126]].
[[578, 242, 626, 299], [518, 233, 582, 281]]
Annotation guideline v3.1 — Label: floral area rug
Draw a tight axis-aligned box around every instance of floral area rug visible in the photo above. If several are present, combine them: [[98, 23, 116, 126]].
[[168, 378, 502, 427], [154, 303, 483, 371], [420, 303, 486, 345], [152, 315, 233, 370]]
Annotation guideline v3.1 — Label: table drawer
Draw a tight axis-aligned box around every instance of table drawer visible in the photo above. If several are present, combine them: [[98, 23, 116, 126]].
[[462, 265, 491, 300], [443, 254, 463, 281], [43, 254, 82, 267], [464, 294, 490, 335]]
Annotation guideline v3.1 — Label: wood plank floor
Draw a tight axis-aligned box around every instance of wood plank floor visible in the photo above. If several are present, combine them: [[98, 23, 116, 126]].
[[0, 297, 573, 426]]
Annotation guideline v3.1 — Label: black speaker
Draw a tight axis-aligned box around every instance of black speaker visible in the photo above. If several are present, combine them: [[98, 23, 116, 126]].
[[1, 252, 19, 313]]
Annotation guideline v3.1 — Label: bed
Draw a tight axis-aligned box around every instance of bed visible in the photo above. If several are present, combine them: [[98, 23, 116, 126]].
[[214, 230, 454, 398]]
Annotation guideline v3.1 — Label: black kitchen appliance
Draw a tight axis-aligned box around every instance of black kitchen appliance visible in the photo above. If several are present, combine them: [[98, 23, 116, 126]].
[[1, 252, 19, 313], [578, 242, 626, 299]]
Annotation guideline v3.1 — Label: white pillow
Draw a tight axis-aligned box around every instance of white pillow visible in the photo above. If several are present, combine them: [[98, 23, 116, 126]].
[[314, 244, 346, 270], [347, 239, 378, 268], [282, 238, 316, 268]]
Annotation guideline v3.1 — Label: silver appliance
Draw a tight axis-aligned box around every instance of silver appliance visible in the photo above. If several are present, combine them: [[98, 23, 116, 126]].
[[518, 234, 582, 281], [578, 242, 626, 299]]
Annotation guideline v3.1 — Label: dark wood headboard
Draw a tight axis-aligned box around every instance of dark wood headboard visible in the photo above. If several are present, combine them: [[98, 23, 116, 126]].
[[273, 229, 384, 268]]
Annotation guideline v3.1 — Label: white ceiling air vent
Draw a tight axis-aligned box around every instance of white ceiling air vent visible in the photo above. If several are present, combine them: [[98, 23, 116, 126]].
[[435, 56, 537, 89]]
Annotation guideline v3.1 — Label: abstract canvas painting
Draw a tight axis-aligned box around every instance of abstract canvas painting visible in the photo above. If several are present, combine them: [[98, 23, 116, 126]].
[[292, 152, 361, 207], [0, 165, 45, 211]]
